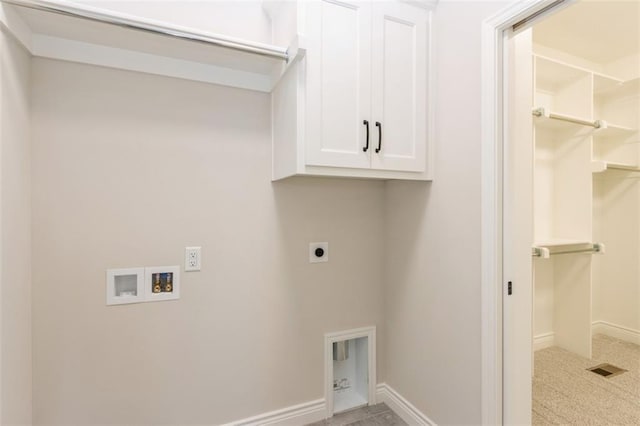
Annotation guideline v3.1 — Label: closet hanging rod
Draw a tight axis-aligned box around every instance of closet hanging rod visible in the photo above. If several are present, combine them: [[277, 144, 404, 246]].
[[532, 243, 605, 258], [532, 107, 602, 129], [1, 0, 290, 61]]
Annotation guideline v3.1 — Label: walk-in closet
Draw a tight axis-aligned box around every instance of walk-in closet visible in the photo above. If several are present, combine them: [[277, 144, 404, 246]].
[[530, 1, 640, 423]]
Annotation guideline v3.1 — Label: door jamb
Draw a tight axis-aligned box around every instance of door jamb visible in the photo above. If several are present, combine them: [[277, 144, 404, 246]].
[[480, 1, 574, 424]]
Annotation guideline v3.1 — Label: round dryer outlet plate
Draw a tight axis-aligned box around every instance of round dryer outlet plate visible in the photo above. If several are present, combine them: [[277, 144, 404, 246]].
[[309, 242, 329, 263]]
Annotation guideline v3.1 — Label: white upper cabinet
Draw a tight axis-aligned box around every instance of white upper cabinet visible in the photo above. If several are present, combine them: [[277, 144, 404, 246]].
[[305, 0, 373, 169], [270, 0, 435, 181], [371, 2, 427, 172]]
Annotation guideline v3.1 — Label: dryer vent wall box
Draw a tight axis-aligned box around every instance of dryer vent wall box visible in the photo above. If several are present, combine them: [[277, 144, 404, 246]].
[[332, 337, 369, 414], [325, 327, 376, 416], [106, 266, 180, 306]]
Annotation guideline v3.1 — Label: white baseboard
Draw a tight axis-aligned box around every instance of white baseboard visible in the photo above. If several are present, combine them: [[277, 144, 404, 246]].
[[225, 383, 436, 426], [536, 322, 640, 351], [533, 332, 555, 351], [225, 399, 325, 426], [592, 321, 640, 345], [376, 383, 436, 426]]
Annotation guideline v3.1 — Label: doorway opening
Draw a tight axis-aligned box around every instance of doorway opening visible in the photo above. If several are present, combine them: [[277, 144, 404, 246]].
[[488, 1, 640, 424], [527, 2, 640, 424]]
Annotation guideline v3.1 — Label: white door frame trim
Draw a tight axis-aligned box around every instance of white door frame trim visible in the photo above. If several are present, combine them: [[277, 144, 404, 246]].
[[480, 1, 574, 424]]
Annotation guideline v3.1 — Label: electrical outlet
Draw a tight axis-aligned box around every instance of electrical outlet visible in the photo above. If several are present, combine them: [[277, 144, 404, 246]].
[[185, 247, 201, 272]]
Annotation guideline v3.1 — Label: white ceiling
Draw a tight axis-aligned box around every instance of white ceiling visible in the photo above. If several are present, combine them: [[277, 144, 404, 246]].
[[533, 0, 640, 65]]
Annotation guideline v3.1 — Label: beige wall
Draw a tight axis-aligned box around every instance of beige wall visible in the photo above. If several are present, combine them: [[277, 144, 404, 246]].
[[383, 2, 508, 424], [1, 30, 32, 425], [30, 58, 385, 424]]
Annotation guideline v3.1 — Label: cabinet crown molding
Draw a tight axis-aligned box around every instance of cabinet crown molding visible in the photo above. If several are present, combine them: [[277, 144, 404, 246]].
[[400, 0, 439, 10]]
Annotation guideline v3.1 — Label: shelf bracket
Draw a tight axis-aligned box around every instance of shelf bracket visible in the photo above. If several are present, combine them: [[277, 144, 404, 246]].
[[270, 34, 307, 90], [532, 247, 550, 258]]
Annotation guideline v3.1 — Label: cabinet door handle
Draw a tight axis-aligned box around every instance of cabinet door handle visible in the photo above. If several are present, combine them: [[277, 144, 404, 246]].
[[363, 120, 370, 152], [375, 121, 382, 153]]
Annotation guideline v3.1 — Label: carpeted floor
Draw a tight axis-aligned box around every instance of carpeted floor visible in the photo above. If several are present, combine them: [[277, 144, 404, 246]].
[[533, 334, 640, 425], [306, 403, 407, 426]]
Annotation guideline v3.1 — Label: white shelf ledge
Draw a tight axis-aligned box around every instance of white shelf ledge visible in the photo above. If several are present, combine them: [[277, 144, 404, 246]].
[[592, 160, 640, 173], [534, 239, 593, 248], [595, 77, 640, 99], [0, 0, 302, 92], [593, 73, 624, 96], [594, 122, 637, 139], [534, 55, 591, 93]]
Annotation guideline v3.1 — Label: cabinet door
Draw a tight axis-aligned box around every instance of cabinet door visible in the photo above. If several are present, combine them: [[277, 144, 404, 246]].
[[305, 0, 372, 169], [370, 2, 428, 172]]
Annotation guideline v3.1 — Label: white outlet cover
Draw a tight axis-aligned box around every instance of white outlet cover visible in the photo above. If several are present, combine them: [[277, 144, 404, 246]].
[[309, 242, 329, 263], [185, 246, 201, 272]]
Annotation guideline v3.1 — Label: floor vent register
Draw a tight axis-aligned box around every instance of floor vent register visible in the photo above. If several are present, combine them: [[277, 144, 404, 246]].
[[587, 363, 627, 378]]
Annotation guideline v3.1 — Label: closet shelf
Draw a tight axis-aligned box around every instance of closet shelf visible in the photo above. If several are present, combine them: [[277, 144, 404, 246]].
[[593, 73, 625, 96], [534, 54, 633, 97], [534, 55, 591, 92], [592, 161, 640, 173], [534, 239, 593, 248], [0, 0, 304, 93], [594, 123, 637, 138], [594, 77, 640, 99]]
